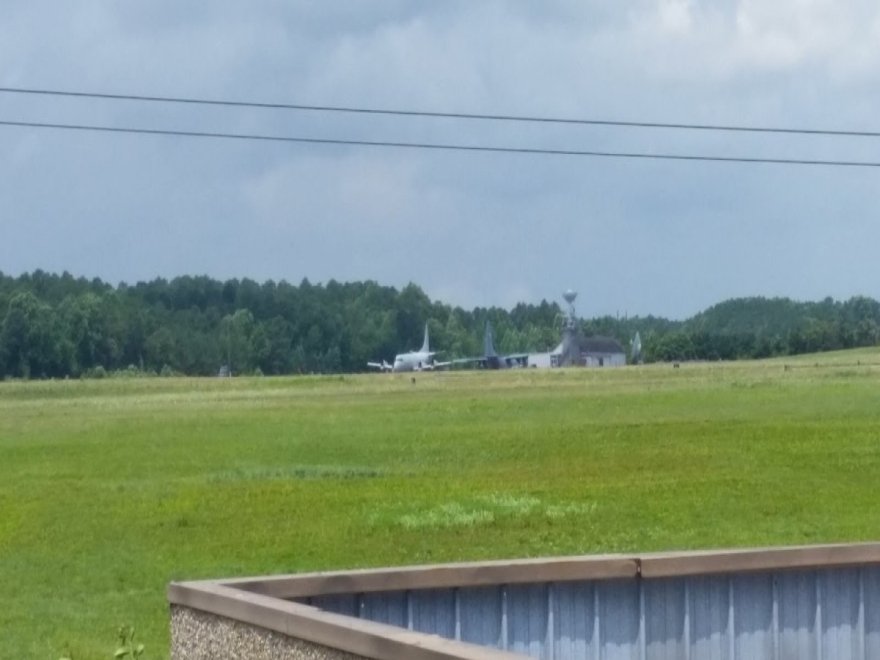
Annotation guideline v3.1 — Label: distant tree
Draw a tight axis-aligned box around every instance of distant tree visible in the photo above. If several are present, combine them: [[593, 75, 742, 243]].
[[257, 317, 294, 375], [0, 291, 65, 378], [650, 331, 696, 362], [220, 309, 256, 375], [1, 270, 878, 379], [144, 327, 176, 372], [319, 345, 342, 373]]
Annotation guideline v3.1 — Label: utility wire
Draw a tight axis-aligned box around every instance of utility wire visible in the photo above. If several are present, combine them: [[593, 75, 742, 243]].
[[1, 85, 878, 138], [2, 118, 879, 168]]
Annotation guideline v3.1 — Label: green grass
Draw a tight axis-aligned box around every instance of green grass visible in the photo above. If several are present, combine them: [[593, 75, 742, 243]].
[[3, 351, 880, 657]]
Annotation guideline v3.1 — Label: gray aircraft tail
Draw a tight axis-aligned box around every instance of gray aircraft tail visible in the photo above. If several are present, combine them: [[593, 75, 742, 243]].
[[483, 321, 498, 358], [420, 322, 430, 353]]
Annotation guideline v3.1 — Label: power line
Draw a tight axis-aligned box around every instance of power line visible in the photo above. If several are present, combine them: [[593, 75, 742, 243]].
[[1, 85, 878, 139], [2, 118, 879, 168]]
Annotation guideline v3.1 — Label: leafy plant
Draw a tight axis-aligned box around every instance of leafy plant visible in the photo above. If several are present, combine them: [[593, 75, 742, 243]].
[[115, 625, 145, 659]]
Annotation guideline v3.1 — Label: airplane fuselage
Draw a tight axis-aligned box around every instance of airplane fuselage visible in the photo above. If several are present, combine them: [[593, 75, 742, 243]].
[[392, 350, 435, 372], [368, 323, 447, 373]]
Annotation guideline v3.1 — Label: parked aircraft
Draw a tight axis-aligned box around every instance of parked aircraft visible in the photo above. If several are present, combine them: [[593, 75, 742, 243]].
[[454, 321, 529, 369], [367, 323, 450, 372]]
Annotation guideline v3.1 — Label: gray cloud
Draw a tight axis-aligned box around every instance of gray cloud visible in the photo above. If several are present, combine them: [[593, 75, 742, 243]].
[[2, 1, 879, 319]]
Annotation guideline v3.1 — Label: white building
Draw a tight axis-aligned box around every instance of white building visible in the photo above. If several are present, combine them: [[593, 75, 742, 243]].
[[550, 334, 627, 367]]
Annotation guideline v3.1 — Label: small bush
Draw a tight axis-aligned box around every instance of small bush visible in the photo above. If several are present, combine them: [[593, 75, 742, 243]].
[[83, 365, 107, 379]]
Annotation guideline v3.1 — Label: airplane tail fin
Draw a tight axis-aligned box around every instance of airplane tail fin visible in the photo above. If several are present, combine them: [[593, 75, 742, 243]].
[[420, 322, 430, 353], [483, 321, 498, 358]]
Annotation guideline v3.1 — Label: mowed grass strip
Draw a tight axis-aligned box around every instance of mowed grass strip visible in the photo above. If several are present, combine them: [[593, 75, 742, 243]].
[[2, 351, 880, 658]]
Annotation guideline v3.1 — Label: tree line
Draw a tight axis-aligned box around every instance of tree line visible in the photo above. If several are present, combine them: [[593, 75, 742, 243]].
[[0, 270, 878, 379]]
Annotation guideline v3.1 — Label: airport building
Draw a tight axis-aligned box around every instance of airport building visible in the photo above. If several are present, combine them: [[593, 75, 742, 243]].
[[529, 290, 627, 368], [552, 335, 627, 368]]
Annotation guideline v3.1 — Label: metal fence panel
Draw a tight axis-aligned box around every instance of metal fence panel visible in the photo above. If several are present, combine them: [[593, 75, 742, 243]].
[[508, 584, 549, 658], [309, 593, 358, 617], [553, 582, 595, 660], [688, 575, 731, 660], [410, 587, 457, 639], [645, 578, 685, 660], [821, 569, 861, 660], [360, 589, 407, 628], [599, 579, 640, 660], [777, 569, 817, 660], [313, 566, 880, 659], [865, 567, 880, 658], [459, 585, 504, 649], [733, 573, 774, 659]]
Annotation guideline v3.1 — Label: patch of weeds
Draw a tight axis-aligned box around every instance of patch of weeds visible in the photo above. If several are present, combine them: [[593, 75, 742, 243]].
[[58, 625, 145, 660], [399, 503, 495, 530], [545, 501, 598, 520], [477, 493, 540, 514], [206, 465, 385, 483], [392, 494, 596, 531]]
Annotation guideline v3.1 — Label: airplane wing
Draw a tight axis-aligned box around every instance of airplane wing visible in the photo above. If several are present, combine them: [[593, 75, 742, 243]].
[[449, 356, 484, 366], [366, 360, 393, 372], [416, 356, 453, 370], [447, 353, 530, 369], [422, 351, 453, 370]]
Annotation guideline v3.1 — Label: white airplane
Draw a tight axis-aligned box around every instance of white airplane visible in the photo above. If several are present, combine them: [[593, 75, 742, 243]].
[[367, 323, 450, 372]]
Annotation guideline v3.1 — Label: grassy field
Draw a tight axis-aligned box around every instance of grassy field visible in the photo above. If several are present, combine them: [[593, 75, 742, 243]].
[[2, 349, 880, 658]]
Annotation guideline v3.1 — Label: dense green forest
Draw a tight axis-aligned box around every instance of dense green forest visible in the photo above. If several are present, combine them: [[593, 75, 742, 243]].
[[0, 270, 878, 379]]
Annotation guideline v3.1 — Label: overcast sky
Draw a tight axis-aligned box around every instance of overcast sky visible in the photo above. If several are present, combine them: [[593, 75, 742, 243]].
[[2, 1, 879, 319]]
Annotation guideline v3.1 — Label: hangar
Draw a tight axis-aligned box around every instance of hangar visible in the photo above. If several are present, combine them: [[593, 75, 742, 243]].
[[529, 290, 627, 368], [552, 334, 627, 368]]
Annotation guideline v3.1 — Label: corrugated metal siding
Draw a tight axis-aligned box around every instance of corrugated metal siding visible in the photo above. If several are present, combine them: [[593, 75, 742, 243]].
[[309, 566, 880, 659]]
